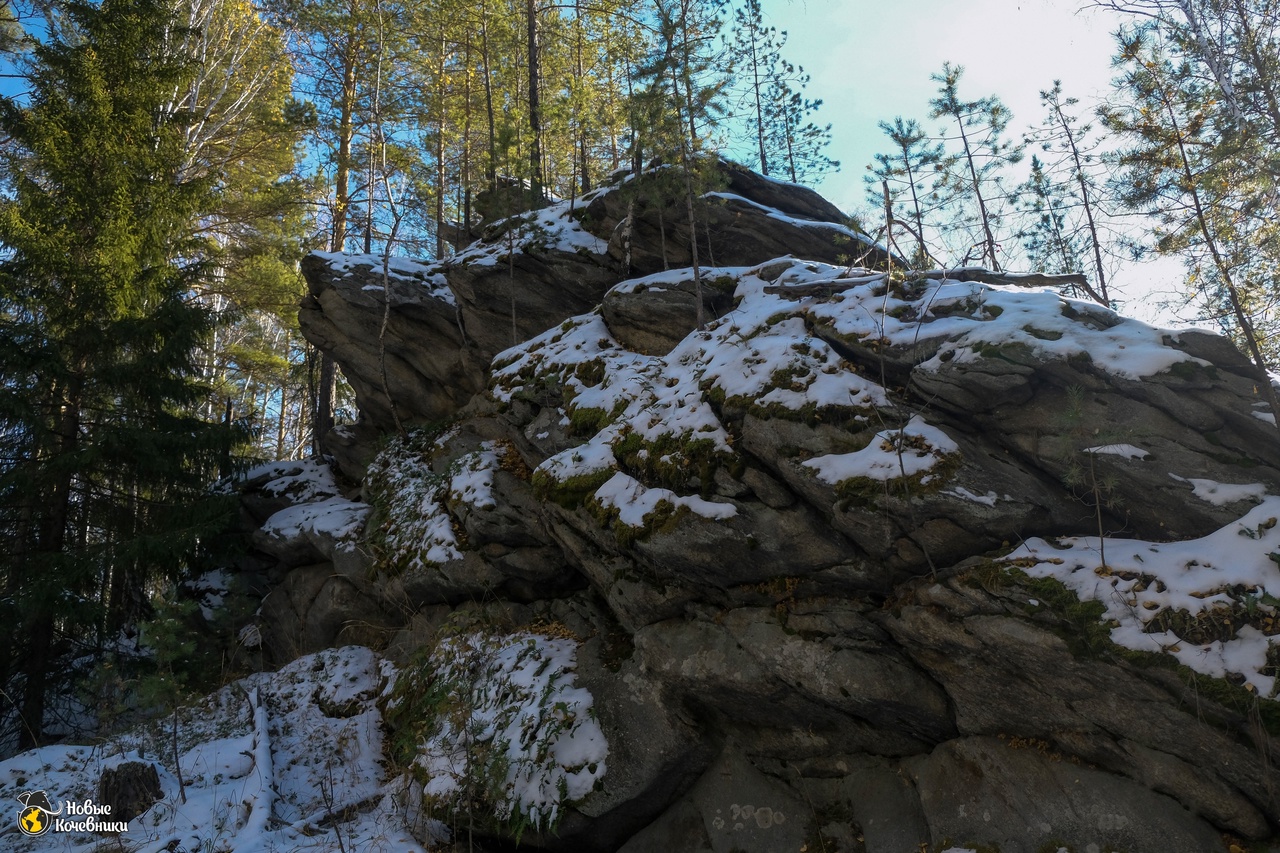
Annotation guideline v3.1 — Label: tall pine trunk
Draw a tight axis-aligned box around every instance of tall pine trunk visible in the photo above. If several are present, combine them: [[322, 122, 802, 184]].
[[527, 0, 543, 205], [670, 12, 704, 329], [957, 118, 999, 270], [1158, 82, 1280, 426], [1052, 99, 1109, 305], [317, 32, 359, 456], [480, 3, 496, 192]]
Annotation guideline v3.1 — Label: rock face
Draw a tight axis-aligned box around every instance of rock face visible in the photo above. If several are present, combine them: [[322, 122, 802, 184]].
[[297, 159, 889, 435], [264, 161, 1280, 850], [580, 158, 893, 276]]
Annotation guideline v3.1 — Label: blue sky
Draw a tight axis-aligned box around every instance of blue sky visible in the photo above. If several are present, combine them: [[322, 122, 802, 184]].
[[755, 0, 1191, 323], [0, 1, 1185, 322], [761, 0, 1120, 213]]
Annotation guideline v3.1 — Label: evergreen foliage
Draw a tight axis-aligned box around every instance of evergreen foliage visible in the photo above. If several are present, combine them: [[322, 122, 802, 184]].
[[928, 62, 1024, 271], [1102, 21, 1280, 420], [866, 117, 946, 267], [0, 0, 241, 749], [1095, 3, 1280, 424], [177, 0, 314, 458], [726, 0, 836, 183], [12, 0, 1280, 756], [1017, 81, 1117, 306]]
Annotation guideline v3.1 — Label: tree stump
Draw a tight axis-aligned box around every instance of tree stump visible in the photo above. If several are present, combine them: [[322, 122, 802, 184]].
[[97, 761, 162, 824]]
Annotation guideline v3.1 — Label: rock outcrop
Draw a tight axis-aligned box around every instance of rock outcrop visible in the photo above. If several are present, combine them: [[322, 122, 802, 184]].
[[260, 161, 1280, 851]]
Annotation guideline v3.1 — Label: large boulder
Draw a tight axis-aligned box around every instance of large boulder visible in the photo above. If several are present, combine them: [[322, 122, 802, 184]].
[[580, 159, 894, 276], [300, 209, 618, 434], [299, 252, 480, 430], [445, 243, 619, 358], [270, 163, 1280, 850]]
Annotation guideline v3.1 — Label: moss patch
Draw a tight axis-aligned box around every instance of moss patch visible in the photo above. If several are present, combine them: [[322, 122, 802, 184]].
[[568, 405, 610, 437], [973, 340, 1036, 364], [614, 429, 725, 497], [704, 370, 874, 429], [574, 357, 607, 387], [970, 563, 1280, 736], [365, 428, 462, 576], [532, 466, 615, 509], [1165, 359, 1219, 382], [587, 492, 691, 548], [830, 434, 962, 511], [1023, 325, 1064, 341]]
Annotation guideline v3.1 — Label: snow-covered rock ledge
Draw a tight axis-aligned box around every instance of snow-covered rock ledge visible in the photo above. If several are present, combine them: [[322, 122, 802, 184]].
[[261, 162, 1280, 849]]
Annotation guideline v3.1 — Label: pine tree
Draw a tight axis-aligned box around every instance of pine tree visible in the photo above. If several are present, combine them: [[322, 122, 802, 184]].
[[1017, 81, 1115, 306], [866, 117, 946, 267], [0, 0, 239, 748], [1103, 24, 1280, 422], [1102, 2, 1280, 372], [641, 0, 730, 327], [728, 0, 781, 175], [1098, 0, 1280, 148], [726, 1, 836, 184], [1017, 154, 1084, 279], [272, 0, 408, 452], [761, 60, 838, 184], [0, 4, 24, 58], [929, 62, 1023, 270]]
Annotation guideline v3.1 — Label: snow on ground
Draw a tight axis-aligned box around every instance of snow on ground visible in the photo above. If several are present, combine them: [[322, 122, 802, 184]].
[[242, 458, 342, 503], [703, 190, 881, 249], [0, 632, 613, 852], [595, 471, 738, 525], [0, 647, 423, 853], [185, 569, 231, 621], [1085, 443, 1150, 460], [449, 195, 607, 268], [1169, 473, 1268, 507], [491, 263, 904, 511], [1008, 496, 1280, 698], [409, 632, 608, 831], [802, 416, 959, 486], [764, 261, 1211, 380], [260, 495, 371, 544], [448, 442, 502, 510], [366, 438, 463, 569], [313, 251, 454, 305], [492, 294, 738, 507], [243, 459, 371, 554], [945, 486, 1005, 506]]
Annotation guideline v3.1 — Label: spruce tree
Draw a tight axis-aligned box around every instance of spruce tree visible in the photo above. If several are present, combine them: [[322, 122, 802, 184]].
[[0, 0, 239, 748]]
